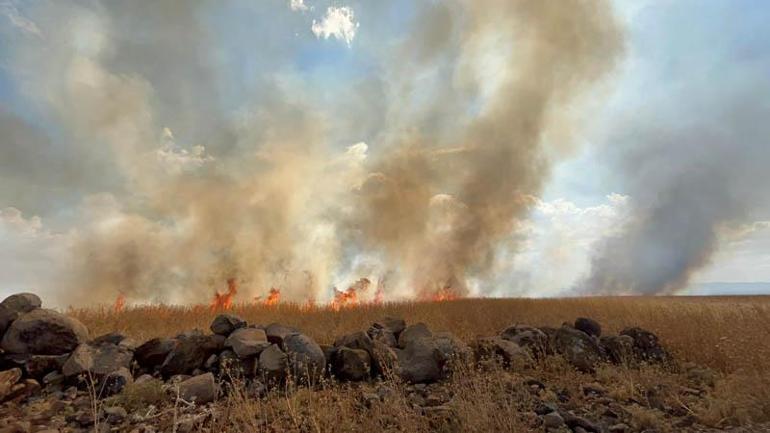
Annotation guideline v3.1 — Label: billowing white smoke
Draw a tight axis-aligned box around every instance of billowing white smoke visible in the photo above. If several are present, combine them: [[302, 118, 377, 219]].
[[1, 0, 622, 306]]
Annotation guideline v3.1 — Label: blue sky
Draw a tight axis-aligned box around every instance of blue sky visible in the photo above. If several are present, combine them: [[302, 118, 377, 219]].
[[1, 0, 769, 305]]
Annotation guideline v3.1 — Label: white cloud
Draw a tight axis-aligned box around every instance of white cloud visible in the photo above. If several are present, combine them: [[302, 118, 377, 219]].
[[289, 0, 309, 12], [0, 208, 70, 303], [311, 6, 359, 46], [155, 127, 213, 174], [0, 1, 41, 36], [487, 194, 630, 297]]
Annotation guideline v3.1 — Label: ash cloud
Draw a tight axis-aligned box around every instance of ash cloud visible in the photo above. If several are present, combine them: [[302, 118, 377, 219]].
[[0, 0, 622, 306]]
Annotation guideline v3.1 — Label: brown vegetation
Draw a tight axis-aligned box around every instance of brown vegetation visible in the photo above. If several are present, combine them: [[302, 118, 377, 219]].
[[72, 296, 770, 374]]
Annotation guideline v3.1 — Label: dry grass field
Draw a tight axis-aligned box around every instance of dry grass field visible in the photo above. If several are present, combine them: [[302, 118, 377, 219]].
[[32, 296, 766, 432], [72, 296, 770, 374]]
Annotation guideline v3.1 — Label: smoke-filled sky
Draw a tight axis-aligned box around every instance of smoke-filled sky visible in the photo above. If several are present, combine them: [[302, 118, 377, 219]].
[[1, 0, 769, 307]]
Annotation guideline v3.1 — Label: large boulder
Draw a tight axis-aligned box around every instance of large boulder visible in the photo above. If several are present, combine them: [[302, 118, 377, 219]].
[[225, 328, 270, 358], [475, 336, 532, 369], [265, 323, 299, 346], [371, 340, 399, 377], [620, 327, 671, 363], [332, 347, 371, 382], [217, 349, 256, 378], [135, 338, 177, 370], [210, 314, 246, 336], [369, 317, 406, 338], [160, 334, 224, 377], [367, 326, 397, 347], [62, 343, 133, 377], [553, 326, 605, 372], [600, 335, 635, 364], [258, 344, 288, 383], [283, 334, 325, 383], [500, 325, 550, 357], [433, 331, 473, 364], [574, 318, 602, 338], [395, 337, 445, 384], [1, 309, 89, 355], [1, 293, 41, 314], [0, 293, 42, 336], [397, 323, 432, 349], [334, 331, 374, 354], [177, 372, 217, 404]]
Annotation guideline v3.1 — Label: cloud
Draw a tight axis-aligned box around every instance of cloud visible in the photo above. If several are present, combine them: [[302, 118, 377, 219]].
[[289, 0, 309, 12], [487, 194, 630, 297], [0, 208, 70, 303], [0, 1, 41, 36], [312, 6, 359, 46]]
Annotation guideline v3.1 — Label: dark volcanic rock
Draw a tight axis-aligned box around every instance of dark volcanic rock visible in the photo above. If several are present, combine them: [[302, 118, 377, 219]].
[[265, 323, 299, 346], [370, 317, 407, 338], [397, 323, 432, 349], [210, 314, 247, 336], [334, 331, 374, 354], [178, 372, 217, 404], [332, 347, 371, 381], [574, 317, 602, 338], [475, 336, 532, 368], [0, 293, 42, 335], [601, 335, 635, 364], [367, 326, 397, 347], [283, 334, 325, 382], [620, 327, 671, 363], [62, 343, 133, 377], [90, 332, 128, 346], [259, 344, 288, 383], [160, 334, 224, 377], [1, 293, 42, 314], [135, 337, 177, 369], [1, 309, 89, 355], [225, 328, 270, 358], [553, 325, 605, 372], [395, 337, 445, 384], [433, 331, 473, 364], [24, 354, 68, 380], [500, 325, 550, 357], [100, 367, 133, 396]]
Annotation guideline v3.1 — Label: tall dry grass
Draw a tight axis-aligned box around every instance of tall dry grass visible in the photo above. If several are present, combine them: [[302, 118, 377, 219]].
[[71, 296, 770, 374]]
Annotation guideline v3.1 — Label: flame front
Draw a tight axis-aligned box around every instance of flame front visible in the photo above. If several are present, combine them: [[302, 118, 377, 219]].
[[113, 293, 126, 313], [211, 278, 238, 311], [331, 277, 370, 310], [263, 287, 281, 306], [427, 285, 459, 302]]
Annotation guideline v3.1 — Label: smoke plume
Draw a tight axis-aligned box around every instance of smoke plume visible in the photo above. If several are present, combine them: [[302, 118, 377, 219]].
[[1, 0, 621, 305], [581, 7, 770, 296]]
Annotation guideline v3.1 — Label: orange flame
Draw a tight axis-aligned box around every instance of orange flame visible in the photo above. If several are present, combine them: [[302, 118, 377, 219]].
[[373, 284, 384, 304], [300, 296, 316, 312], [427, 286, 459, 302], [331, 278, 370, 310], [211, 278, 238, 311], [264, 287, 281, 306], [113, 293, 126, 313]]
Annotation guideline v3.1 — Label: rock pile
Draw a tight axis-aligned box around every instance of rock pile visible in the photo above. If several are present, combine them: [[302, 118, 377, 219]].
[[0, 293, 677, 430]]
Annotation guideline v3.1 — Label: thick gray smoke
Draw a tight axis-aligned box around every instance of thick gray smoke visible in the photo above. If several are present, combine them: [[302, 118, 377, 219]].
[[1, 0, 622, 306], [582, 69, 770, 294]]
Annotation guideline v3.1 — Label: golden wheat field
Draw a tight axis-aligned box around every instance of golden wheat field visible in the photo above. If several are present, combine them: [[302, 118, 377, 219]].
[[73, 296, 770, 374]]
